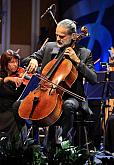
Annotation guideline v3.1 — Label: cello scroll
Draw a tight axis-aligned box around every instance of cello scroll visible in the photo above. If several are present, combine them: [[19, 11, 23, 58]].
[[76, 26, 89, 42]]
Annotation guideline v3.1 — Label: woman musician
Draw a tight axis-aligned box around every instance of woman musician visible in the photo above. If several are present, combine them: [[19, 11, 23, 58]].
[[0, 49, 26, 153]]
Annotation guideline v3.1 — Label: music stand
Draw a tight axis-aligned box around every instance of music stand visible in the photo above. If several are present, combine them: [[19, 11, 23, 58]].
[[84, 71, 114, 100], [17, 74, 40, 144], [18, 74, 40, 101], [84, 71, 114, 130]]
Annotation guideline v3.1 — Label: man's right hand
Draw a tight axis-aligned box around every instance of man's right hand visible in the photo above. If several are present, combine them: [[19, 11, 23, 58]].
[[26, 59, 38, 73]]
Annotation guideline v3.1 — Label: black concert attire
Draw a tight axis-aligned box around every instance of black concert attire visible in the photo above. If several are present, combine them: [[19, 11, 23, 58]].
[[22, 42, 97, 145], [104, 112, 114, 153], [0, 71, 25, 151]]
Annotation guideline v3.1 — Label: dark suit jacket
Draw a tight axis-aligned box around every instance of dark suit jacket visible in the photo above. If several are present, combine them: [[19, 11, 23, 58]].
[[22, 42, 97, 99]]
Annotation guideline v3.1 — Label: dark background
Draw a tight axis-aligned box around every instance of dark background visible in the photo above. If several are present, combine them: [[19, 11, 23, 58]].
[[0, 0, 114, 71]]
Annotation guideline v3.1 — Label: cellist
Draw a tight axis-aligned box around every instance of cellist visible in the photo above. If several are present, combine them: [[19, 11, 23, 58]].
[[22, 19, 97, 158]]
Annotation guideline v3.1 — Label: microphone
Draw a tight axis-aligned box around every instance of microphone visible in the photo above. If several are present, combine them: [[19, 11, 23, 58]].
[[41, 4, 56, 19]]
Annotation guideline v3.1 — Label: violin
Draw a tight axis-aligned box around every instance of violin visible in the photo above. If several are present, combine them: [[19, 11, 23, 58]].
[[3, 67, 32, 93], [16, 67, 32, 86], [18, 26, 89, 126]]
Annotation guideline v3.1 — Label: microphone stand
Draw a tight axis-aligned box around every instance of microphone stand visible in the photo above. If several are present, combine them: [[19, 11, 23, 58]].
[[100, 63, 110, 133], [100, 63, 114, 143], [41, 4, 57, 25], [48, 10, 57, 25]]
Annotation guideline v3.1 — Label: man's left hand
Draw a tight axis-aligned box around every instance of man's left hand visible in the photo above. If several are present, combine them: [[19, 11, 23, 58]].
[[64, 47, 80, 65]]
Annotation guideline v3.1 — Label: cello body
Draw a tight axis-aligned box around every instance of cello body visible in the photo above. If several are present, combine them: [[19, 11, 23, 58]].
[[18, 58, 78, 126]]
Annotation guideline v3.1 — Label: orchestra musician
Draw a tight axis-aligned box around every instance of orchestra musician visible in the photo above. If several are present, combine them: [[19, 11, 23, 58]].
[[109, 46, 114, 71], [104, 47, 114, 153], [21, 19, 97, 159], [104, 47, 114, 124], [0, 50, 25, 152]]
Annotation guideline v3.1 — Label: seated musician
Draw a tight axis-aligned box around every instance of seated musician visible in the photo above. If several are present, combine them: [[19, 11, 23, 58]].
[[109, 47, 114, 70], [21, 19, 97, 159], [104, 47, 114, 153], [0, 50, 25, 152]]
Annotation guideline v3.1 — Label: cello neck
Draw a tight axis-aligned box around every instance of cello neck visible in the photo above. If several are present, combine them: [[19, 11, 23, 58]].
[[45, 40, 76, 79], [45, 49, 66, 79]]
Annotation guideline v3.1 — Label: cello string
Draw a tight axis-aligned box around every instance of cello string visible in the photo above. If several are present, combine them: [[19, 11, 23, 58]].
[[36, 73, 85, 102], [38, 74, 85, 101]]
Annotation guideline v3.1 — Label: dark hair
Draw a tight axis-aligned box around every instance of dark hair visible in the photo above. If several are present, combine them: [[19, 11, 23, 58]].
[[0, 49, 20, 75], [57, 19, 77, 34]]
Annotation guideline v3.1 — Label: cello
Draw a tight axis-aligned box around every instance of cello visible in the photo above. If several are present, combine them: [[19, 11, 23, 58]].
[[18, 27, 88, 126]]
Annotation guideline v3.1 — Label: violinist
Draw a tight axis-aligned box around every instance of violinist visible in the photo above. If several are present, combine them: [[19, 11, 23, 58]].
[[0, 49, 25, 152], [22, 19, 97, 154]]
